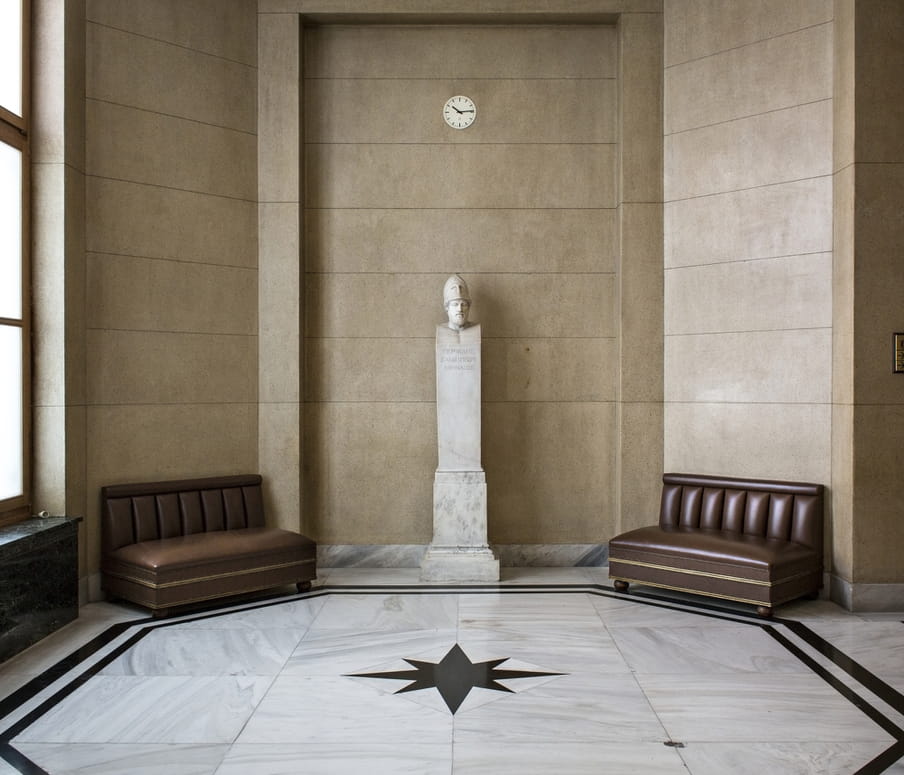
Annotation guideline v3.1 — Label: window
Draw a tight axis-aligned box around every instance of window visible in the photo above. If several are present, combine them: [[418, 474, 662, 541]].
[[0, 0, 30, 525]]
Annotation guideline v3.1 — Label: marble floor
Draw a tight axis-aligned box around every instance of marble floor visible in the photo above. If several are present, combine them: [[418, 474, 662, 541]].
[[0, 567, 902, 774]]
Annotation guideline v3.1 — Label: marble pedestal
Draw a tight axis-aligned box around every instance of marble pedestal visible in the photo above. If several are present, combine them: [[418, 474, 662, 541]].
[[421, 471, 499, 582], [421, 321, 499, 582]]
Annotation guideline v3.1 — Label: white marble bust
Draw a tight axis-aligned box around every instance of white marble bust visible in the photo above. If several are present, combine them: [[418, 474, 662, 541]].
[[443, 274, 473, 331]]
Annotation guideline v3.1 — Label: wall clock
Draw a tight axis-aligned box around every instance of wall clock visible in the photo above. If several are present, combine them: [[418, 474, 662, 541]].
[[443, 95, 476, 129]]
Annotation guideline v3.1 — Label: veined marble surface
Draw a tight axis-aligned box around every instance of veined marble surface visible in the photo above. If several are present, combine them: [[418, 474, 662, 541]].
[[1, 568, 903, 774], [318, 543, 607, 568]]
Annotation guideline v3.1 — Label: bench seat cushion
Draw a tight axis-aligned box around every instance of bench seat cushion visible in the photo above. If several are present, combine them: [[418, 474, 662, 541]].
[[609, 525, 821, 607], [609, 526, 818, 583], [102, 527, 316, 610]]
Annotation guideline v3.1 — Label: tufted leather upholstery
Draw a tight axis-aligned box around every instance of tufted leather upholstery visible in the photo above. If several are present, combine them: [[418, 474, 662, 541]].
[[609, 473, 824, 616], [101, 475, 316, 615]]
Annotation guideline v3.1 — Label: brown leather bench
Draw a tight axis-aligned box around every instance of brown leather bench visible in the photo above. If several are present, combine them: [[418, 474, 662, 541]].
[[101, 475, 316, 616], [608, 473, 823, 617]]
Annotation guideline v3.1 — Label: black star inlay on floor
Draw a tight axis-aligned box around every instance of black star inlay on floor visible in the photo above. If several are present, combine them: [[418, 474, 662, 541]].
[[347, 643, 566, 714]]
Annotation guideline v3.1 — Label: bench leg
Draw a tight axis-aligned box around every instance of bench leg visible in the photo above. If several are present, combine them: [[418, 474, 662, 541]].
[[613, 579, 629, 593], [756, 605, 773, 618], [296, 581, 312, 593]]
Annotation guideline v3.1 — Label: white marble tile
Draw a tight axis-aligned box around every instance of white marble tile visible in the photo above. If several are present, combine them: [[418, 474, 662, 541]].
[[216, 743, 451, 774], [14, 675, 272, 744], [676, 741, 900, 775], [802, 619, 904, 676], [100, 628, 304, 676], [778, 598, 866, 621], [305, 592, 459, 634], [283, 629, 459, 676], [13, 743, 228, 775], [452, 741, 688, 774], [609, 623, 810, 674], [236, 674, 454, 744], [584, 565, 611, 584], [457, 631, 631, 675], [637, 673, 894, 743], [589, 592, 720, 629], [458, 592, 607, 637], [885, 675, 904, 696], [173, 596, 327, 631], [453, 673, 667, 743]]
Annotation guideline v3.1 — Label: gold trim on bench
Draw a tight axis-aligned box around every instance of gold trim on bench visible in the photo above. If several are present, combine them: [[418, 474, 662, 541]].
[[105, 557, 316, 590], [609, 575, 769, 607], [609, 558, 817, 588]]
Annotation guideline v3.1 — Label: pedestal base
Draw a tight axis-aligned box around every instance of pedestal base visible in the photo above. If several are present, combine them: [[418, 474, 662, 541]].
[[420, 546, 500, 582], [421, 470, 499, 582]]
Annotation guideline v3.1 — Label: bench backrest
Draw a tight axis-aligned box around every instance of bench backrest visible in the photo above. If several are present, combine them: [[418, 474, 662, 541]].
[[659, 473, 823, 557], [101, 475, 266, 554]]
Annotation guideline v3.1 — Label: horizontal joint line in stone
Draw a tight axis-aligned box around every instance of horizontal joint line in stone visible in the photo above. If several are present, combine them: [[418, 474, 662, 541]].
[[305, 142, 616, 147], [663, 400, 832, 407], [304, 271, 615, 276], [87, 401, 259, 408], [86, 174, 257, 205], [303, 207, 616, 211], [664, 325, 832, 337], [31, 161, 87, 176], [303, 77, 617, 82], [87, 251, 258, 272], [307, 335, 616, 340], [663, 19, 833, 71], [86, 326, 257, 337], [663, 172, 833, 205], [301, 400, 616, 405], [86, 20, 259, 69], [665, 250, 831, 271], [87, 96, 257, 138], [664, 96, 832, 138]]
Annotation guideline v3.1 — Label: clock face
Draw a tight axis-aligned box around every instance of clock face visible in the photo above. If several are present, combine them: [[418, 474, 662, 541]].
[[443, 95, 477, 129]]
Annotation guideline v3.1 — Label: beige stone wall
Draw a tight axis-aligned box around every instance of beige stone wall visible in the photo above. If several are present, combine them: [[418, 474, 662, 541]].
[[32, 0, 88, 580], [302, 25, 619, 545], [80, 0, 259, 574], [834, 0, 904, 594], [663, 2, 834, 490]]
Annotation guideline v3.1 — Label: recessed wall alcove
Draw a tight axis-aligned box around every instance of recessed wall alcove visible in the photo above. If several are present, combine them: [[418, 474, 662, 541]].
[[257, 2, 663, 564]]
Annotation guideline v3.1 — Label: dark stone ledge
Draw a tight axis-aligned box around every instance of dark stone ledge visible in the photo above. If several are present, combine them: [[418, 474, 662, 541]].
[[0, 518, 80, 664]]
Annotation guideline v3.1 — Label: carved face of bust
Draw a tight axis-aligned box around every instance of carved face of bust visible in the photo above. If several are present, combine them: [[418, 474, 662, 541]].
[[446, 298, 470, 330]]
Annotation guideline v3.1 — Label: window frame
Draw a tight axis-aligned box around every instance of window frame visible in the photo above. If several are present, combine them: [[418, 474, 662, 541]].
[[0, 0, 31, 526]]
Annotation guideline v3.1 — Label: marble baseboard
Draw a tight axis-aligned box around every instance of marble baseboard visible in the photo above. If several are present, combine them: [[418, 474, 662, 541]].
[[318, 545, 428, 568], [496, 544, 608, 568], [830, 574, 904, 612], [318, 544, 607, 569]]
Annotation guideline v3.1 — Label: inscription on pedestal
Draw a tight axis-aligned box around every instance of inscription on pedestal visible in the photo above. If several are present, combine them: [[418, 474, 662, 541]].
[[441, 347, 477, 371], [436, 332, 481, 472]]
